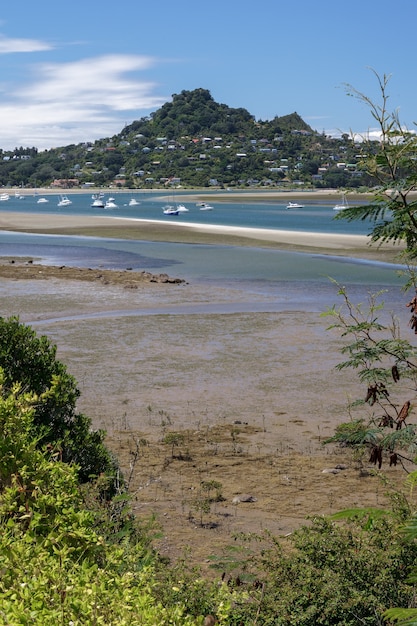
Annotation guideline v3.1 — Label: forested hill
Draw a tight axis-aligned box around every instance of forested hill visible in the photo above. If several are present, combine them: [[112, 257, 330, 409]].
[[0, 88, 364, 190], [122, 88, 313, 140]]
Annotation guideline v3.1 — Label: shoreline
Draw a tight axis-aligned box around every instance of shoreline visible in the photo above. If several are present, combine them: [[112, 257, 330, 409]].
[[2, 186, 377, 207], [0, 210, 404, 263], [3, 187, 369, 198]]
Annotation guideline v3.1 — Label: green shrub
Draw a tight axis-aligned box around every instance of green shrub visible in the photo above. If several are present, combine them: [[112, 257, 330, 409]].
[[0, 316, 118, 485]]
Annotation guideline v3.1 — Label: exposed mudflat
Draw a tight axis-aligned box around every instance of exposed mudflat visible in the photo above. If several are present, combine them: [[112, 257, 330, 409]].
[[0, 264, 409, 574]]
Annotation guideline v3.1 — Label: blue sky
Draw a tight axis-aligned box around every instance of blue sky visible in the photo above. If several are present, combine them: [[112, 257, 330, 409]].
[[0, 0, 415, 150]]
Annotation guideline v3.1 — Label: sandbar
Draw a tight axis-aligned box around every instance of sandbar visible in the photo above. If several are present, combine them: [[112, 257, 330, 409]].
[[0, 210, 404, 262]]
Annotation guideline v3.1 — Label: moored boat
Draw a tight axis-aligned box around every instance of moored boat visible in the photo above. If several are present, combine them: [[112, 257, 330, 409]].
[[333, 194, 349, 211], [286, 202, 304, 209], [57, 195, 72, 207], [91, 193, 105, 208], [91, 192, 105, 208], [163, 205, 180, 215]]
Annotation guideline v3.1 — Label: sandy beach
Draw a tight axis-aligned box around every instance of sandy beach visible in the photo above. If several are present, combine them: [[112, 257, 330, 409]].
[[0, 205, 403, 261]]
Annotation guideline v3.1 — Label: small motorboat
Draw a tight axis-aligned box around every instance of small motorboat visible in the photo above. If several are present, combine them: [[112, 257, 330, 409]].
[[163, 205, 180, 215], [286, 202, 304, 209], [57, 195, 72, 207], [37, 197, 49, 204], [91, 192, 105, 208], [0, 193, 10, 201], [128, 198, 140, 206], [91, 196, 105, 208], [104, 198, 118, 209], [176, 203, 189, 212], [197, 202, 213, 211]]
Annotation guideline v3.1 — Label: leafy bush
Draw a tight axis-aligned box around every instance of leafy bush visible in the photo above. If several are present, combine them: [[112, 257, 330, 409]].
[[0, 373, 236, 624], [249, 513, 417, 625], [0, 316, 118, 485]]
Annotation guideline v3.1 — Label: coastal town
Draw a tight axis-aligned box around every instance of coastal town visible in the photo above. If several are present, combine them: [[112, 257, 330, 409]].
[[0, 89, 366, 193]]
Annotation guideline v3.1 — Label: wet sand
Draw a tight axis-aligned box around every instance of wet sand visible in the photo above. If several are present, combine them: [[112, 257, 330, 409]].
[[0, 209, 404, 262]]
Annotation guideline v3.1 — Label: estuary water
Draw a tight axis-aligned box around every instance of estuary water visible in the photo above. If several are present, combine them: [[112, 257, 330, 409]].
[[0, 190, 407, 312], [0, 189, 373, 234]]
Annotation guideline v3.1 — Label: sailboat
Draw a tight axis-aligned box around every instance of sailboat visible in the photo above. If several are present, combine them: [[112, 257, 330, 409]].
[[162, 204, 179, 215], [333, 194, 349, 211], [163, 189, 189, 214], [15, 182, 25, 199]]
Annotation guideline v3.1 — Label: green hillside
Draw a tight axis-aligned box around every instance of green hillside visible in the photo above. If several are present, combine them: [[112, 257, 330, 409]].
[[0, 88, 367, 190]]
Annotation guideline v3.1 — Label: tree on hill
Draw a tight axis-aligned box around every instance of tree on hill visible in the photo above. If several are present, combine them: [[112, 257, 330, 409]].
[[138, 88, 256, 139], [122, 88, 315, 144], [264, 111, 313, 134]]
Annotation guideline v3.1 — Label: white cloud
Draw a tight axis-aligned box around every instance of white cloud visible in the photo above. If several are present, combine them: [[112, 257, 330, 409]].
[[324, 127, 382, 142], [0, 54, 169, 149], [0, 34, 52, 53], [351, 130, 382, 142]]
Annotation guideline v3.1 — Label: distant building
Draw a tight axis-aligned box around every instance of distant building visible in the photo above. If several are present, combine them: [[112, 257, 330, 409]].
[[51, 179, 79, 188]]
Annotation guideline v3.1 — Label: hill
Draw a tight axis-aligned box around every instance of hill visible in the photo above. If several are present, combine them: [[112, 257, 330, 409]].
[[0, 88, 365, 190]]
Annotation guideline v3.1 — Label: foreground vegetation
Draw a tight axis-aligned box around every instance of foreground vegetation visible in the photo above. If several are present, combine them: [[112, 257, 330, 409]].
[[2, 323, 417, 624], [4, 71, 417, 623]]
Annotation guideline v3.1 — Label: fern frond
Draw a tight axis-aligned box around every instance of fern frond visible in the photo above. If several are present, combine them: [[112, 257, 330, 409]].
[[380, 425, 417, 451], [325, 420, 380, 447]]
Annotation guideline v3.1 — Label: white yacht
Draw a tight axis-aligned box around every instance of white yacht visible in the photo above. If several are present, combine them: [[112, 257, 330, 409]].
[[91, 193, 105, 208], [163, 205, 180, 215], [57, 195, 72, 207], [286, 202, 304, 209]]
